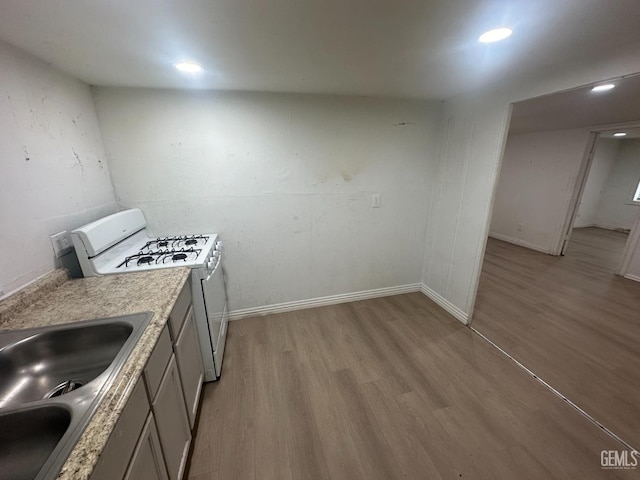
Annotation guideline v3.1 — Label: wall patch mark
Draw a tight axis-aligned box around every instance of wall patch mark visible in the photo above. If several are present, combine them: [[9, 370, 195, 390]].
[[72, 148, 84, 175]]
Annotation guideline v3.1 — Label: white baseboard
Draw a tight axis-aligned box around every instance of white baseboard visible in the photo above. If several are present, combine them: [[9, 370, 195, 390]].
[[488, 232, 550, 254], [571, 224, 630, 232], [227, 283, 421, 321], [419, 283, 469, 325], [593, 223, 631, 233], [623, 274, 640, 283]]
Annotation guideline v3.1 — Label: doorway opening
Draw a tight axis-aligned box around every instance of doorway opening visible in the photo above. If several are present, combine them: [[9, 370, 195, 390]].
[[473, 73, 640, 453], [561, 128, 640, 274]]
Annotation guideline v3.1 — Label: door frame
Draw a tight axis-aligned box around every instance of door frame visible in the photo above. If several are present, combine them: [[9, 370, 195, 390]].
[[557, 120, 640, 273], [555, 132, 600, 256], [618, 208, 640, 277]]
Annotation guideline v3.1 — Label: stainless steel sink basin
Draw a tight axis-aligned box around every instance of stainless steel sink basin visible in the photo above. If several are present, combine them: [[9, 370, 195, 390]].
[[0, 405, 71, 480], [0, 322, 134, 408], [0, 312, 153, 480]]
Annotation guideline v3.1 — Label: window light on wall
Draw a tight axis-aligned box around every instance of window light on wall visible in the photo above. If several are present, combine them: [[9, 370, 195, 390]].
[[634, 180, 640, 203]]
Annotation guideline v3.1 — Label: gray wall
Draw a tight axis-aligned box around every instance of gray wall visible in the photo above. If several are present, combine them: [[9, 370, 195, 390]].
[[93, 88, 441, 312], [0, 40, 117, 296]]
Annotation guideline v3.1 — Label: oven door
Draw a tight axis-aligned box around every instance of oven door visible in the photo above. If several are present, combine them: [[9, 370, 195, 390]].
[[201, 255, 227, 376]]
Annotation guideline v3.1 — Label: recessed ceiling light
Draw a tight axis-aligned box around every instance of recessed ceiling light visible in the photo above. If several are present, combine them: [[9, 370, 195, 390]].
[[478, 28, 513, 43], [174, 62, 203, 73], [613, 132, 627, 137], [591, 84, 615, 92]]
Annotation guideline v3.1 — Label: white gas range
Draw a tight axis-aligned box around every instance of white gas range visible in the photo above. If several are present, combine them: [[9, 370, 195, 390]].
[[71, 208, 228, 382]]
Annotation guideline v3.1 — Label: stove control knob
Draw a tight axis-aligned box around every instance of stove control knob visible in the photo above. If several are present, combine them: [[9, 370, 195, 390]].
[[216, 241, 223, 251], [212, 251, 220, 259], [207, 259, 215, 269]]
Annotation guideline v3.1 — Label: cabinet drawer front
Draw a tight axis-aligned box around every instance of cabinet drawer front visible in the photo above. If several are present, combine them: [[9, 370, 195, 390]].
[[175, 306, 205, 428], [168, 281, 191, 342], [144, 326, 172, 402], [91, 379, 149, 480]]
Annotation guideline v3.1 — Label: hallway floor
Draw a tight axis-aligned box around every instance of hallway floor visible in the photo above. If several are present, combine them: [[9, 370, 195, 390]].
[[186, 277, 637, 478], [474, 227, 640, 450]]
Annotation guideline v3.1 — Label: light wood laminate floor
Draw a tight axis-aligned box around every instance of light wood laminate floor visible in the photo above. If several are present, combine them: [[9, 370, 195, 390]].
[[186, 286, 636, 479], [474, 227, 640, 450]]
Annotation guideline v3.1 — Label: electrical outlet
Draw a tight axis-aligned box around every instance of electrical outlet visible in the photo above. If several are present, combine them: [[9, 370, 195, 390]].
[[50, 231, 73, 258], [372, 194, 381, 208]]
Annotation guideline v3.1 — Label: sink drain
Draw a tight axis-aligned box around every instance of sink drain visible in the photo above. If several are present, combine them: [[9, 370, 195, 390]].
[[44, 380, 86, 399]]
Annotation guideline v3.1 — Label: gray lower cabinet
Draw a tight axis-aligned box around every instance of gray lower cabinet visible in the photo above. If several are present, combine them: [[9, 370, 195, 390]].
[[124, 413, 168, 480], [175, 306, 204, 428], [91, 379, 155, 480], [153, 354, 192, 480], [91, 284, 204, 480]]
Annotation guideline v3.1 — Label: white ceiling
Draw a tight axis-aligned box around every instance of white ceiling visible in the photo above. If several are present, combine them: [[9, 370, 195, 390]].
[[1, 0, 640, 99], [510, 74, 640, 134]]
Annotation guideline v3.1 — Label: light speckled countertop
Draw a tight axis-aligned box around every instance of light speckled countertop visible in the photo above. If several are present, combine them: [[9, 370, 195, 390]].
[[0, 267, 191, 480]]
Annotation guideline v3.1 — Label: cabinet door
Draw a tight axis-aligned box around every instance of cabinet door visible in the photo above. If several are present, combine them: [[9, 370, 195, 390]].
[[153, 355, 191, 480], [90, 379, 149, 480], [124, 413, 168, 480], [175, 306, 204, 428]]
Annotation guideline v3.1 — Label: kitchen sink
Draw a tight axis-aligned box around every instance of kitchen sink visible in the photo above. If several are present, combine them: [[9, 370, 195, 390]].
[[0, 312, 153, 480], [0, 405, 71, 480], [0, 321, 135, 408]]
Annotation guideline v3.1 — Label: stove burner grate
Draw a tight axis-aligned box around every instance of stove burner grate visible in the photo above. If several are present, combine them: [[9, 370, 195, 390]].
[[117, 252, 159, 268], [160, 247, 201, 264], [137, 255, 155, 265], [140, 234, 210, 251], [117, 247, 203, 268]]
